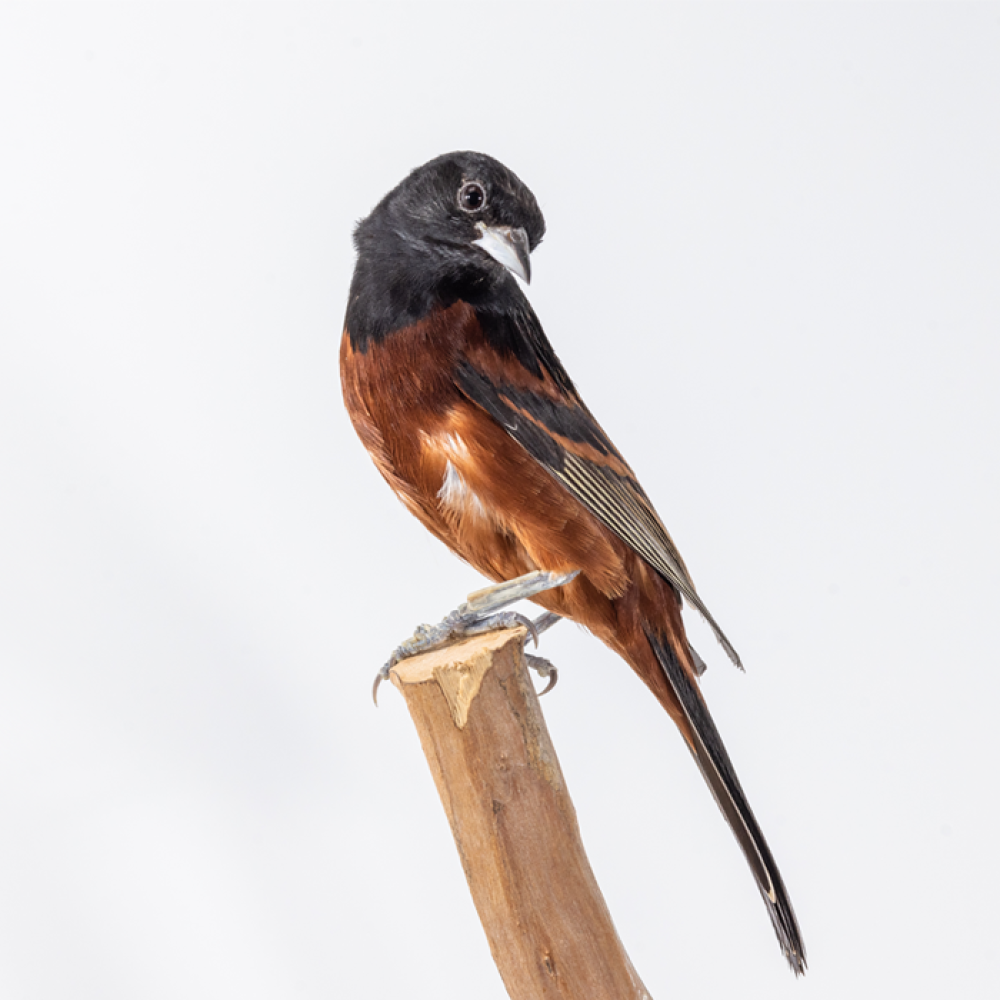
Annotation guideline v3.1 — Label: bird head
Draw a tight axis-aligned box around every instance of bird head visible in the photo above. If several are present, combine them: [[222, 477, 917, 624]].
[[355, 151, 545, 287]]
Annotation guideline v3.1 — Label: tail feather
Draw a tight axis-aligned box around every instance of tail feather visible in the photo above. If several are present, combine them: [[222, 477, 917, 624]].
[[647, 629, 807, 975]]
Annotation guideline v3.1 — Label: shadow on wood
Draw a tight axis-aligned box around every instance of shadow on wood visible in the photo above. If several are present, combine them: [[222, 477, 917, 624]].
[[390, 628, 652, 1000]]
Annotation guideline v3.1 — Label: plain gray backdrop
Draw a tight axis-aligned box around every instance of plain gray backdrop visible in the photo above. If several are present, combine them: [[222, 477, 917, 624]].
[[2, 3, 998, 997]]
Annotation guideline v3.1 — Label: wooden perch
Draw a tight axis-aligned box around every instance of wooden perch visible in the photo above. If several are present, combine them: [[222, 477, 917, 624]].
[[389, 628, 652, 1000]]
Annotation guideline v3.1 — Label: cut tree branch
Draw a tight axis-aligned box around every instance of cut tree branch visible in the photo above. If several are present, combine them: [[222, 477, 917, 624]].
[[389, 628, 652, 1000]]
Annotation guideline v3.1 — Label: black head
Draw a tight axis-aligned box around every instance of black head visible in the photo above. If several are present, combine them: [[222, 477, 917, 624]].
[[347, 152, 545, 344]]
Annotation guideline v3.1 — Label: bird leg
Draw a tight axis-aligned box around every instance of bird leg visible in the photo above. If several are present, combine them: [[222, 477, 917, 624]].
[[373, 570, 576, 704]]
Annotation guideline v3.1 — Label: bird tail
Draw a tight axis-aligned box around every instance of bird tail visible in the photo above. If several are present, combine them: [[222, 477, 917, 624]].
[[646, 629, 807, 975]]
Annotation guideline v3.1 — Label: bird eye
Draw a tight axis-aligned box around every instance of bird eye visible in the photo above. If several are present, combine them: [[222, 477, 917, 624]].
[[458, 181, 486, 213]]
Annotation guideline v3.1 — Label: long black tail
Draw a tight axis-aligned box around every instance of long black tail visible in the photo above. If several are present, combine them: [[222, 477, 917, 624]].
[[646, 629, 807, 974]]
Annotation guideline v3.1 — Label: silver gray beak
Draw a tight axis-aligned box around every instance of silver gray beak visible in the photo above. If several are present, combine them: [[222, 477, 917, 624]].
[[473, 223, 532, 284]]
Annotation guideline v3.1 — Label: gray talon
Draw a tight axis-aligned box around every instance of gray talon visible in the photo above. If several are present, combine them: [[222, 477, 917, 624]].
[[372, 662, 392, 706], [526, 612, 562, 644], [526, 654, 558, 695]]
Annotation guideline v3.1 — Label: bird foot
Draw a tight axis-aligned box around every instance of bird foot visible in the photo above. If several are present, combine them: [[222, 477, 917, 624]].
[[373, 569, 576, 703]]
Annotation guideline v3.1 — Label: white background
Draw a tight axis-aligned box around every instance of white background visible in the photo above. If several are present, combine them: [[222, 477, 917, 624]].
[[2, 4, 998, 998]]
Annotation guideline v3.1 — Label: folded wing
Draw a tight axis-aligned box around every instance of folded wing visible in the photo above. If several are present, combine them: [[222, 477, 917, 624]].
[[456, 305, 742, 669]]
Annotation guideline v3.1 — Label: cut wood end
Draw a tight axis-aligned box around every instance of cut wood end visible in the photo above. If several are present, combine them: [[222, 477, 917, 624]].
[[389, 628, 528, 729]]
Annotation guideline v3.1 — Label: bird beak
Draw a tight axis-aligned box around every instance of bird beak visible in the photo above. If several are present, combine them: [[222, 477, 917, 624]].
[[473, 223, 532, 284]]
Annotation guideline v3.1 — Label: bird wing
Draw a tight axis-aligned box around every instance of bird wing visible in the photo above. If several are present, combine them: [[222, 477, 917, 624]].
[[455, 313, 742, 669]]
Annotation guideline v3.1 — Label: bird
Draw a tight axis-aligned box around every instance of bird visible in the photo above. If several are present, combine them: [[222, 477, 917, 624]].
[[340, 150, 806, 974]]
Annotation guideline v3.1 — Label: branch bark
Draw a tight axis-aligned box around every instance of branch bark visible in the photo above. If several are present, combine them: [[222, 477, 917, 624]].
[[389, 628, 652, 1000]]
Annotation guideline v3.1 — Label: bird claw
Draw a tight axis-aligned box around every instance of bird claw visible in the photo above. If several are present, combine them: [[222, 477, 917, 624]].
[[525, 654, 558, 695], [372, 663, 392, 705], [372, 570, 574, 705], [525, 611, 562, 642]]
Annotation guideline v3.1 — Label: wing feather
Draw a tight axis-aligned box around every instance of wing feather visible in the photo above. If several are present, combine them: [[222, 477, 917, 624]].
[[456, 354, 742, 669]]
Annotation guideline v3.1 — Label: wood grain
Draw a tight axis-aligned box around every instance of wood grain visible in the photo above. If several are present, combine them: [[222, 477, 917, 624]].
[[390, 629, 652, 1000]]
